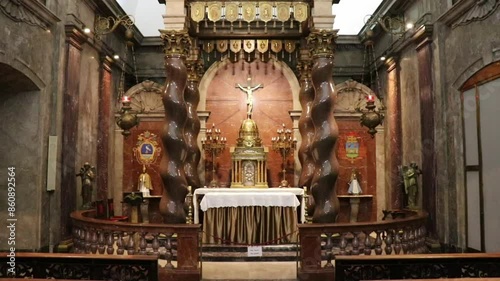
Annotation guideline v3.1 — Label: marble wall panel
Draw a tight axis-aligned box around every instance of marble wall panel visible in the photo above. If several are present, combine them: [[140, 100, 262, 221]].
[[76, 47, 100, 208], [400, 49, 422, 167], [205, 61, 294, 187]]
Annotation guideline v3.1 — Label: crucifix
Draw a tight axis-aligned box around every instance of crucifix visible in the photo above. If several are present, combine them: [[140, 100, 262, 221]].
[[235, 76, 263, 119]]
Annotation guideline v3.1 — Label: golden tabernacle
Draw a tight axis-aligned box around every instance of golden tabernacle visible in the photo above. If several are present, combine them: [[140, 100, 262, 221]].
[[230, 118, 268, 188]]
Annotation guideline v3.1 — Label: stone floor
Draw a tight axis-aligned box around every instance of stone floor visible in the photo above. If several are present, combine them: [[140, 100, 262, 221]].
[[201, 261, 298, 281]]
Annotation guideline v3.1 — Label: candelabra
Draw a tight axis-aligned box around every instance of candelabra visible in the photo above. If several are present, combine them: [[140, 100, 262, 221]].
[[201, 124, 227, 187], [271, 124, 297, 187]]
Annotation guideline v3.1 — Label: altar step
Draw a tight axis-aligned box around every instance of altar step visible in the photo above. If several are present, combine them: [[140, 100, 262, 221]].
[[201, 244, 299, 262]]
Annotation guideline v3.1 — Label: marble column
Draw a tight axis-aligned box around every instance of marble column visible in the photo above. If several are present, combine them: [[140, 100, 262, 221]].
[[96, 56, 112, 201], [184, 50, 203, 191], [297, 51, 316, 213], [308, 30, 340, 223], [60, 25, 87, 238], [385, 57, 403, 210], [159, 30, 191, 223], [415, 25, 436, 233]]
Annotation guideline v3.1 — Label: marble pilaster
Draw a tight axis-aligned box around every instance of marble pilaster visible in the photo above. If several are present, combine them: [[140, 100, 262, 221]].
[[385, 57, 403, 210], [60, 25, 87, 238]]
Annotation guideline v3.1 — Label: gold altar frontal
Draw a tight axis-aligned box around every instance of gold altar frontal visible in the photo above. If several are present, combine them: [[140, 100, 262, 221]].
[[230, 118, 269, 188]]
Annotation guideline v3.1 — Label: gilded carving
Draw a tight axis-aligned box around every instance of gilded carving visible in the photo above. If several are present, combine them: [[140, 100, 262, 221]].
[[160, 30, 192, 58], [242, 2, 257, 22], [190, 2, 206, 22], [259, 2, 273, 22], [216, 40, 228, 53], [186, 59, 204, 81], [257, 39, 269, 53], [230, 39, 242, 53], [207, 2, 222, 22], [271, 40, 283, 53], [307, 29, 337, 58], [243, 39, 255, 53], [225, 2, 239, 22], [276, 2, 291, 22], [293, 2, 308, 22]]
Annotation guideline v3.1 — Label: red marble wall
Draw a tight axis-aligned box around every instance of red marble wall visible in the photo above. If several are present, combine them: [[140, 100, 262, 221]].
[[335, 119, 377, 222], [122, 122, 164, 196], [205, 61, 294, 187]]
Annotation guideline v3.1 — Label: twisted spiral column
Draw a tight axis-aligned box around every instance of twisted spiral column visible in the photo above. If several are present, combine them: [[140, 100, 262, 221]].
[[184, 55, 203, 191], [308, 30, 340, 223], [297, 56, 316, 212], [159, 30, 191, 223]]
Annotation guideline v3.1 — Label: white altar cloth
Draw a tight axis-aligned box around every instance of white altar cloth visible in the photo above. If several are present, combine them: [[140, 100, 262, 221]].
[[193, 188, 305, 224]]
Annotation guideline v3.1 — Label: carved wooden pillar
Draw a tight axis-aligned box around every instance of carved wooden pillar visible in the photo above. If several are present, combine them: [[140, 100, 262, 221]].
[[308, 30, 340, 223], [385, 57, 403, 210], [415, 25, 436, 233], [297, 49, 316, 213], [184, 50, 203, 191], [60, 25, 87, 237], [159, 30, 191, 223], [96, 56, 112, 201]]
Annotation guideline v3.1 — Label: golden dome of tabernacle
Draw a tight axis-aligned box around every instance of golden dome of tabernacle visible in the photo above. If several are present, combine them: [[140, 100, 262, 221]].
[[236, 118, 262, 147]]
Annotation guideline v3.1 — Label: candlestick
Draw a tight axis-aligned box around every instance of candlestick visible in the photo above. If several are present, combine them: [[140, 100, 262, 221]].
[[271, 123, 297, 187]]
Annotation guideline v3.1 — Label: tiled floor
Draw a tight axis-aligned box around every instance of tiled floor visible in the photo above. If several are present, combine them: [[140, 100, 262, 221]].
[[201, 261, 298, 280]]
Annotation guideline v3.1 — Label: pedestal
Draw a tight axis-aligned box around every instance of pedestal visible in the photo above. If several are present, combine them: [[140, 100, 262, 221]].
[[338, 195, 373, 222]]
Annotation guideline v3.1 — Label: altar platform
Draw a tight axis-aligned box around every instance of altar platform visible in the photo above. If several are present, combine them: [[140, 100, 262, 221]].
[[194, 188, 305, 245]]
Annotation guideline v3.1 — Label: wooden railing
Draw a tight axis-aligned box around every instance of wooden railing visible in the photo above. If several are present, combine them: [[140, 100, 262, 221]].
[[0, 252, 158, 280], [298, 211, 428, 281], [70, 210, 201, 281], [335, 253, 500, 280]]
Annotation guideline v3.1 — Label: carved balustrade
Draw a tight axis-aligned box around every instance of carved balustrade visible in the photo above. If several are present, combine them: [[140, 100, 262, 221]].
[[71, 210, 201, 281], [298, 211, 429, 281]]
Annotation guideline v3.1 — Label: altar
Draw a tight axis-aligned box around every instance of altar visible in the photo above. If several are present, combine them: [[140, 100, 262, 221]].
[[194, 188, 304, 244]]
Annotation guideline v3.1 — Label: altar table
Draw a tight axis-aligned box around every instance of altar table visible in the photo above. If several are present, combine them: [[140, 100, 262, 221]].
[[194, 188, 305, 244]]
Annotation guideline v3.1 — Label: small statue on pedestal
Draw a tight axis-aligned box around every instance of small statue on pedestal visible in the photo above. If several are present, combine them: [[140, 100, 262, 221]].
[[400, 162, 422, 209], [76, 162, 96, 209], [347, 169, 362, 195], [138, 165, 153, 197]]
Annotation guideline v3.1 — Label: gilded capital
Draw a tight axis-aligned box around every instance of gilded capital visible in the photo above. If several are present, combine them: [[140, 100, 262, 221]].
[[186, 59, 204, 81], [307, 29, 338, 58], [296, 60, 313, 81], [160, 30, 192, 58]]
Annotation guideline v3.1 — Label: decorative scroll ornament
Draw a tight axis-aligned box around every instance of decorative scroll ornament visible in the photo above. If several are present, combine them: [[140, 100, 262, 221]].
[[161, 30, 192, 58], [133, 131, 162, 166], [230, 39, 242, 53], [307, 29, 337, 58], [207, 2, 222, 31], [277, 2, 291, 32], [453, 0, 500, 28], [243, 40, 255, 53], [191, 2, 205, 32], [271, 40, 283, 53], [242, 2, 256, 32], [225, 2, 239, 32], [259, 2, 273, 32], [293, 2, 308, 32]]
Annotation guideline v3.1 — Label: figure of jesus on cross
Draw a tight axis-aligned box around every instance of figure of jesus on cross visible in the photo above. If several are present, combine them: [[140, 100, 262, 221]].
[[236, 76, 263, 119]]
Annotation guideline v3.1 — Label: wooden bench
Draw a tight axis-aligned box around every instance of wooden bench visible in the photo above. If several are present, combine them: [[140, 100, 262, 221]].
[[335, 253, 500, 281], [0, 253, 159, 281]]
